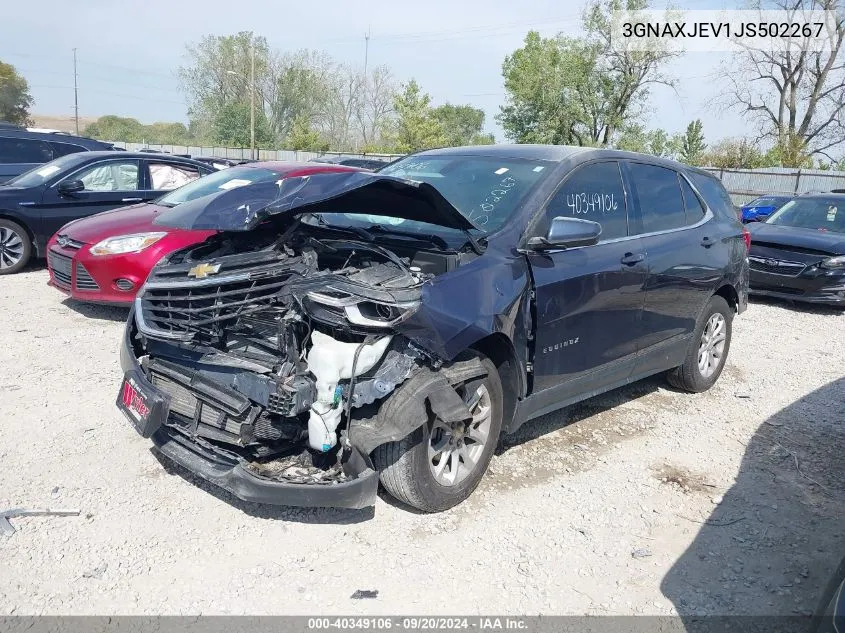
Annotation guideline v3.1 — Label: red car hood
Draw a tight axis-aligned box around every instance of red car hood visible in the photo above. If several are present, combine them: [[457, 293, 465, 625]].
[[60, 203, 209, 244]]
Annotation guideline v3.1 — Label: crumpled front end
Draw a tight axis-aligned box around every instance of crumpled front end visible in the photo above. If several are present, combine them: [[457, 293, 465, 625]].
[[116, 229, 480, 509]]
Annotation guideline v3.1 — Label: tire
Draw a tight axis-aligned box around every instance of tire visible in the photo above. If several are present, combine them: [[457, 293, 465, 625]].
[[373, 354, 504, 512], [0, 219, 32, 275], [667, 295, 733, 393]]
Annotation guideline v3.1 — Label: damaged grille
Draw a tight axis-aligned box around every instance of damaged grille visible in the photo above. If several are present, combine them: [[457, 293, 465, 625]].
[[137, 251, 310, 341]]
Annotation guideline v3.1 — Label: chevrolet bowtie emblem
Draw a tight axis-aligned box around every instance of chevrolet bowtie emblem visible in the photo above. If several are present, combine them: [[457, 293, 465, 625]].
[[188, 263, 221, 279]]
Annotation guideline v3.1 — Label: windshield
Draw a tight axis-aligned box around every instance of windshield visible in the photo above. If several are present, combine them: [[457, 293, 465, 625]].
[[748, 196, 789, 209], [321, 154, 553, 235], [766, 197, 845, 233], [156, 166, 281, 207], [4, 154, 86, 188]]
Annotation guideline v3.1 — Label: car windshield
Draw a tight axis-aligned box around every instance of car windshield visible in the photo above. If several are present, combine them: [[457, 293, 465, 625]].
[[156, 166, 281, 207], [766, 197, 845, 233], [748, 196, 788, 208], [318, 154, 553, 235], [4, 153, 86, 187]]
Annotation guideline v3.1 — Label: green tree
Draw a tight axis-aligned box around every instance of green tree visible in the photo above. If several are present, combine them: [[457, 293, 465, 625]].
[[144, 122, 191, 144], [389, 80, 446, 153], [83, 116, 193, 145], [432, 104, 494, 146], [677, 120, 706, 165], [761, 131, 812, 168], [210, 102, 274, 147], [287, 115, 328, 151], [179, 32, 276, 144], [615, 124, 678, 157], [84, 116, 146, 142], [498, 0, 675, 146], [0, 61, 34, 126], [703, 138, 765, 169], [266, 49, 334, 141]]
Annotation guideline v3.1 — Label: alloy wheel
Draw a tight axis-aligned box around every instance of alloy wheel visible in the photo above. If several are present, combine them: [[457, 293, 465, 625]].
[[427, 384, 493, 486], [0, 226, 24, 270], [697, 313, 727, 378]]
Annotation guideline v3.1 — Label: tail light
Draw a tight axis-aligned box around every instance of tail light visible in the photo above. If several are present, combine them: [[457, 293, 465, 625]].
[[742, 226, 751, 251]]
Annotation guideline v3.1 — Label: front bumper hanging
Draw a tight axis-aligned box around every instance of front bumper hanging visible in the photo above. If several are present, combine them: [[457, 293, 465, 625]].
[[118, 318, 379, 510]]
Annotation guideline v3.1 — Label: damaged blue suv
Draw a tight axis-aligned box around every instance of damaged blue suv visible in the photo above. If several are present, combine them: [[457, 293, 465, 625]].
[[116, 145, 749, 512]]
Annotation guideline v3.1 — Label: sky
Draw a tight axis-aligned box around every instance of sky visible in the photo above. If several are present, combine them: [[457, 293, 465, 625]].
[[0, 0, 745, 143]]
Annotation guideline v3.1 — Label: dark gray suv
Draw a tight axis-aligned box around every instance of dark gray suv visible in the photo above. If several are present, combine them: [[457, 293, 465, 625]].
[[0, 125, 117, 183]]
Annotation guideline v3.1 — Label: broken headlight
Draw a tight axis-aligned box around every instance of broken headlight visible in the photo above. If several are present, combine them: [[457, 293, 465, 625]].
[[305, 291, 419, 328]]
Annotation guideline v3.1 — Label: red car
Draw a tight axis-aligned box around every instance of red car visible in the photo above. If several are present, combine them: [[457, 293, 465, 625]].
[[47, 162, 362, 305]]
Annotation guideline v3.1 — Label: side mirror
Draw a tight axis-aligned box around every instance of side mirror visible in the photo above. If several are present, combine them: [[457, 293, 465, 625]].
[[58, 179, 84, 195], [527, 216, 602, 250]]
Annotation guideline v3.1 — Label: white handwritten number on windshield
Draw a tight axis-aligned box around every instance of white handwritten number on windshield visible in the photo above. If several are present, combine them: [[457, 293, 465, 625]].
[[566, 192, 618, 215], [470, 176, 518, 226]]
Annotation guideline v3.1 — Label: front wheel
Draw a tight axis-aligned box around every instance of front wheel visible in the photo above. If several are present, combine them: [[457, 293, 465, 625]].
[[667, 295, 733, 393], [0, 219, 32, 275], [373, 353, 503, 512]]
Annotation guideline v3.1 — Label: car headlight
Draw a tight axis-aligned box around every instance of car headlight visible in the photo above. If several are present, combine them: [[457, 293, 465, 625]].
[[820, 255, 845, 269], [305, 291, 420, 328], [90, 232, 167, 256]]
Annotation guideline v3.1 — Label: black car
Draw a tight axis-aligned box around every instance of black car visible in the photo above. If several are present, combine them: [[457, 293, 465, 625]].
[[310, 155, 389, 170], [0, 151, 214, 274], [747, 194, 845, 306], [0, 125, 118, 183], [115, 145, 749, 512]]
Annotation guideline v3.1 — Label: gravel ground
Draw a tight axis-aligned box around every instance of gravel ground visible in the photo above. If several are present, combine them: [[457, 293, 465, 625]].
[[1, 265, 844, 616]]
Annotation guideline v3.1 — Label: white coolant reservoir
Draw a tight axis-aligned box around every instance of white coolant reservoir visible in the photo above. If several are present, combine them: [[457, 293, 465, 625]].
[[306, 330, 392, 452]]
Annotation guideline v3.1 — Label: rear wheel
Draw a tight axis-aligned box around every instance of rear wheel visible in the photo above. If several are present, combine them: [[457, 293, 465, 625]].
[[0, 219, 31, 275], [374, 354, 503, 512], [667, 295, 733, 393]]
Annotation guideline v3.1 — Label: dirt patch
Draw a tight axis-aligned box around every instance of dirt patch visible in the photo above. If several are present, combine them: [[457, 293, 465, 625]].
[[652, 463, 716, 494]]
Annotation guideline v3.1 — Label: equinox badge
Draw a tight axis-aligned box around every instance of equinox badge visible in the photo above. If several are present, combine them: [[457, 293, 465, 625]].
[[188, 263, 221, 279]]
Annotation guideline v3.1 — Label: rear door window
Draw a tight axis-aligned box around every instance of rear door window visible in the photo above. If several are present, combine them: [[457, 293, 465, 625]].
[[0, 137, 53, 164], [148, 162, 203, 190], [629, 163, 687, 233], [545, 161, 628, 241]]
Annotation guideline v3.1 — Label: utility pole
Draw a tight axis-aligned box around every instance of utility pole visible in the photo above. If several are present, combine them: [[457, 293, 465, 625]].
[[250, 41, 255, 160], [72, 48, 79, 135], [363, 28, 370, 78]]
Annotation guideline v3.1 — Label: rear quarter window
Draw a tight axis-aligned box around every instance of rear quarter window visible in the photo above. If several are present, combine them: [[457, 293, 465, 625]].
[[49, 141, 88, 158], [688, 171, 736, 220]]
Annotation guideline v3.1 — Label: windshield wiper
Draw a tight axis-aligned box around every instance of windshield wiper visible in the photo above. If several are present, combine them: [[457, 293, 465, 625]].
[[363, 225, 450, 250], [312, 215, 374, 241]]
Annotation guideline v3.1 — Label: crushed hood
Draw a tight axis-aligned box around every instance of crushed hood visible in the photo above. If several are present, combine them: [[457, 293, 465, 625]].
[[153, 171, 479, 233]]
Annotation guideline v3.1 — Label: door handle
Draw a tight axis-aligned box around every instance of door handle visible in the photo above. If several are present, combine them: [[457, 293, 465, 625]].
[[121, 197, 143, 203], [621, 252, 645, 266], [701, 236, 714, 247]]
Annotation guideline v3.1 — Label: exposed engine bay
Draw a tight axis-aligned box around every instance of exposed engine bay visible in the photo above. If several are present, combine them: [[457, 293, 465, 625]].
[[128, 227, 477, 487]]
